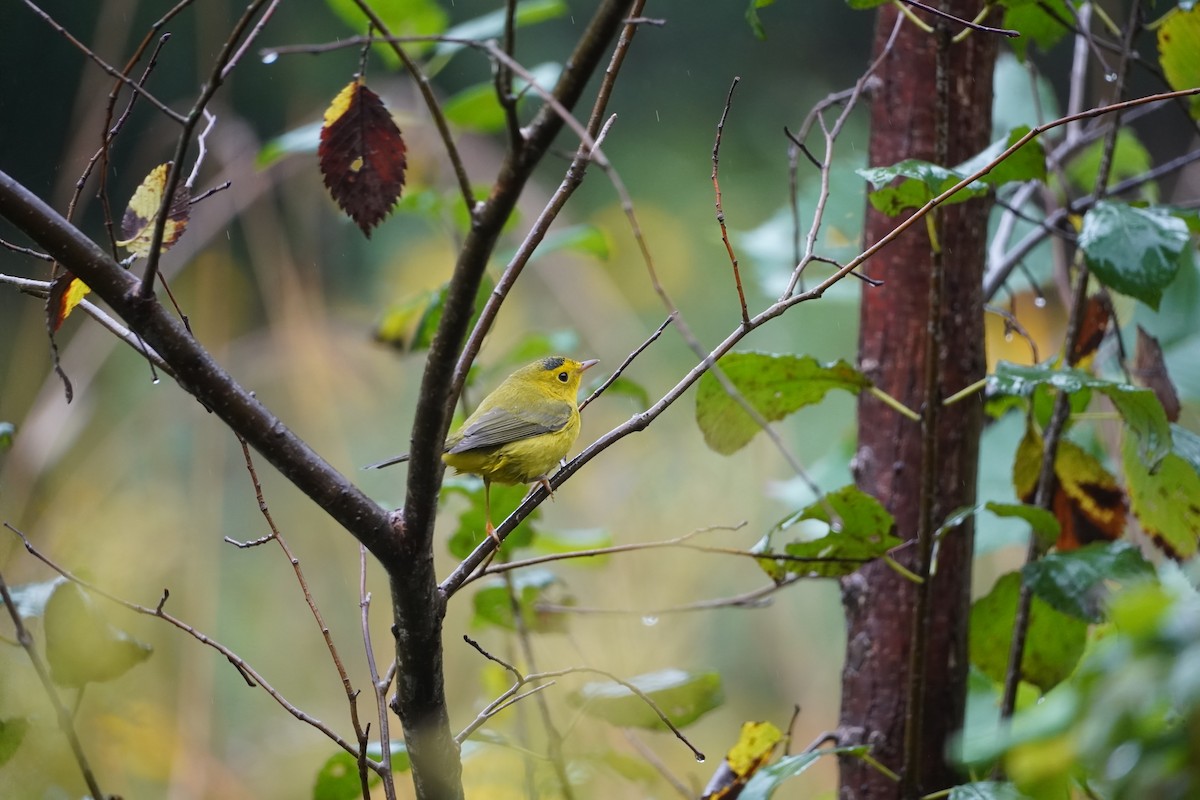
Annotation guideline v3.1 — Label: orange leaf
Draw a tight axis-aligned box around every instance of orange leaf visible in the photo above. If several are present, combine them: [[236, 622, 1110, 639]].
[[115, 163, 191, 258], [319, 77, 407, 237], [1068, 294, 1113, 366], [47, 271, 91, 332], [1015, 423, 1126, 552]]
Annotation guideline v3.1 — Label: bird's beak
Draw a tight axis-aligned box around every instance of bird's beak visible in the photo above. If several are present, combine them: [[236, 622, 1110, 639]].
[[580, 359, 599, 372]]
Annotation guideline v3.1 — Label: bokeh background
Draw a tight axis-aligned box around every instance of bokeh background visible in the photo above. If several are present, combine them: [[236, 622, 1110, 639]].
[[2, 1, 1197, 797]]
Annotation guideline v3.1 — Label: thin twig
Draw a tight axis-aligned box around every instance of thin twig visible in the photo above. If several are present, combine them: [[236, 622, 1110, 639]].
[[22, 0, 185, 124], [140, 0, 275, 296], [361, 546, 397, 800], [898, 0, 1020, 37], [346, 0, 476, 213], [711, 76, 750, 324], [0, 566, 108, 800], [229, 436, 373, 778], [457, 637, 706, 762], [4, 523, 371, 765]]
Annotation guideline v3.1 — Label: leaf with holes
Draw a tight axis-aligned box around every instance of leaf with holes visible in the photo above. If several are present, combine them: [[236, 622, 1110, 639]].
[[755, 486, 898, 581], [695, 352, 871, 455], [116, 162, 190, 258], [319, 78, 407, 237]]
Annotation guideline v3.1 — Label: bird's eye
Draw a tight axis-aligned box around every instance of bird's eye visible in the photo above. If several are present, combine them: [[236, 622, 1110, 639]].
[[557, 371, 569, 383]]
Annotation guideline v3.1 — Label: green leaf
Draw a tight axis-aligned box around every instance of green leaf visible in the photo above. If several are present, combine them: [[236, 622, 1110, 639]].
[[970, 572, 1087, 693], [0, 421, 14, 450], [569, 669, 723, 729], [739, 745, 869, 800], [745, 0, 776, 39], [989, 361, 1172, 468], [444, 62, 562, 133], [375, 274, 493, 352], [44, 581, 153, 688], [1066, 131, 1156, 200], [1122, 436, 1200, 560], [471, 569, 568, 632], [948, 781, 1032, 800], [695, 352, 871, 455], [1170, 423, 1200, 473], [428, 0, 567, 74], [756, 486, 899, 581], [324, 0, 448, 65], [956, 127, 1047, 188], [1022, 541, 1156, 622], [443, 476, 537, 559], [1159, 4, 1200, 118], [0, 718, 28, 769], [1079, 201, 1190, 310], [845, 0, 890, 8], [858, 159, 987, 216], [1001, 0, 1071, 61], [598, 376, 650, 411], [313, 741, 409, 800], [257, 120, 322, 168], [983, 501, 1060, 551], [528, 528, 612, 563]]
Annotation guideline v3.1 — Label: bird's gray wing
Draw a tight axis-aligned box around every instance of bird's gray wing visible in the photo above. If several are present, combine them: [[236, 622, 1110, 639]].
[[446, 403, 571, 453]]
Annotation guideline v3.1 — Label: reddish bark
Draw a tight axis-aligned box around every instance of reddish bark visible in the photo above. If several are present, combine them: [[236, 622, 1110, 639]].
[[839, 5, 997, 798]]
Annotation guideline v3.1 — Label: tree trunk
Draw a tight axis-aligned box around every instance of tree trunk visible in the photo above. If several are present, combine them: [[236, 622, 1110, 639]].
[[839, 5, 996, 798]]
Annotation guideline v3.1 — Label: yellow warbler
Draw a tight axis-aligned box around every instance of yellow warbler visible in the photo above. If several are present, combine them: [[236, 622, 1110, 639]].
[[368, 356, 598, 543]]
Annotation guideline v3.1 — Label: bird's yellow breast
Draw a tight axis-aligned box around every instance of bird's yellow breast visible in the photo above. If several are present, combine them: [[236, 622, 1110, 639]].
[[442, 412, 580, 484]]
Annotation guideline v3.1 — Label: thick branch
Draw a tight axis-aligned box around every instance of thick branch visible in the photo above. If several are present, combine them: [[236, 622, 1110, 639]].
[[0, 171, 401, 569]]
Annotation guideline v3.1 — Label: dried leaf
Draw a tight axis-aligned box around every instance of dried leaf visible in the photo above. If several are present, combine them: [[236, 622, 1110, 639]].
[[1068, 294, 1112, 366], [701, 721, 783, 799], [1131, 326, 1181, 423], [46, 271, 90, 332], [319, 77, 407, 237], [1014, 424, 1126, 552], [116, 162, 191, 258]]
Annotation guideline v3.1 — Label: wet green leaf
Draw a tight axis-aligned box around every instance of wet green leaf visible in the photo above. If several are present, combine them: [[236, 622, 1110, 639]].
[[1079, 201, 1190, 311], [858, 159, 987, 216], [1022, 541, 1155, 622]]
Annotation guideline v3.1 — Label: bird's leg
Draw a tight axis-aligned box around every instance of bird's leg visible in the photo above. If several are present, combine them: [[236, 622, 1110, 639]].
[[484, 479, 502, 546], [536, 475, 555, 501]]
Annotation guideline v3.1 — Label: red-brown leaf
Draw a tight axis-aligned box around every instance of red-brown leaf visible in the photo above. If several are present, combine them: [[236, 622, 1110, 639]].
[[318, 78, 407, 237]]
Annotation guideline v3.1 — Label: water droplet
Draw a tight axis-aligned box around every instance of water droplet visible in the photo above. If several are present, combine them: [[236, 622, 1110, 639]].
[[1105, 72, 1118, 83], [641, 615, 659, 627], [261, 51, 278, 65], [1033, 296, 1047, 308], [1004, 332, 1013, 342], [695, 754, 707, 763], [151, 377, 161, 385]]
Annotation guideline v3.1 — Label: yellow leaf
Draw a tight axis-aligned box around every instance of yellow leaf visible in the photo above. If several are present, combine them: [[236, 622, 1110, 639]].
[[116, 162, 191, 258]]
